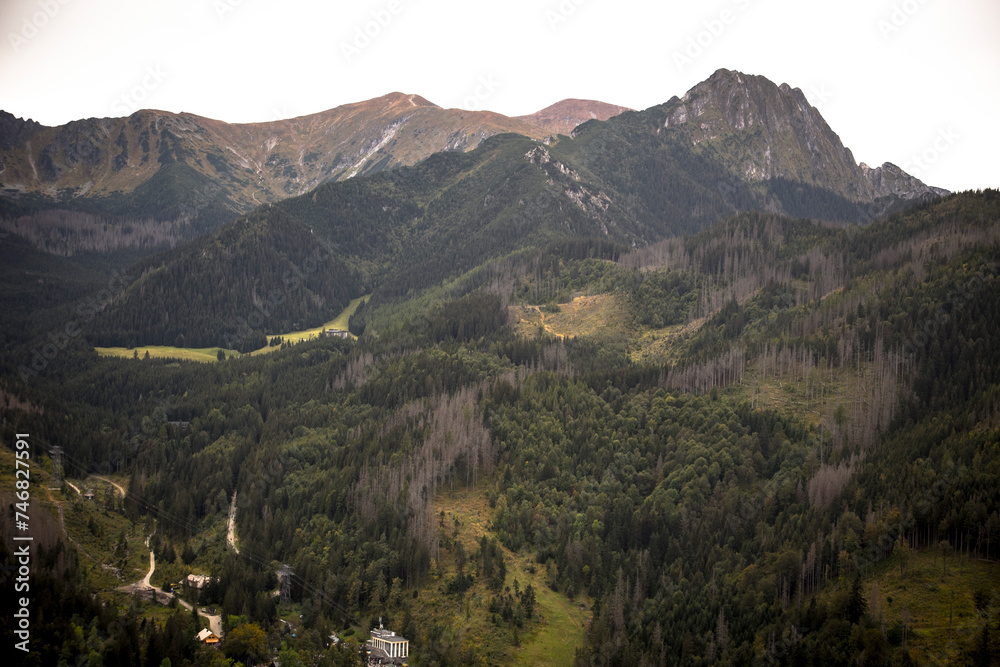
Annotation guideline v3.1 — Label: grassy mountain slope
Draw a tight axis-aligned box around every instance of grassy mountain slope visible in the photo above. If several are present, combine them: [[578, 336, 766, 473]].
[[0, 95, 547, 208], [0, 95, 541, 200], [0, 95, 549, 258], [515, 98, 632, 136]]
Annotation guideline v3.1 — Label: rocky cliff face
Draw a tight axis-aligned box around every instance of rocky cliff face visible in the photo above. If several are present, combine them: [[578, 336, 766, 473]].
[[860, 161, 950, 200], [657, 69, 947, 205], [0, 112, 42, 152]]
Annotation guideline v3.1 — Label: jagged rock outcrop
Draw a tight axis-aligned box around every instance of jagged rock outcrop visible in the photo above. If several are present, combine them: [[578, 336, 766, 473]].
[[861, 161, 950, 200], [657, 69, 948, 205]]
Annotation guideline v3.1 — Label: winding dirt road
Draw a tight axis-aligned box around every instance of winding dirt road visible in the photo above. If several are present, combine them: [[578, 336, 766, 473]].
[[62, 475, 223, 637], [227, 491, 239, 554], [92, 475, 126, 497], [120, 537, 223, 637]]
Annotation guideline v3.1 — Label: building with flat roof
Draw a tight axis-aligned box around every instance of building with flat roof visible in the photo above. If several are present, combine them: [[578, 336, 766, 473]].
[[367, 619, 408, 662], [324, 329, 351, 339]]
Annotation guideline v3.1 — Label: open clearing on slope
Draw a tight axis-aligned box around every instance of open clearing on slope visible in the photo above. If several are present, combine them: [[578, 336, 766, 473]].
[[96, 294, 369, 363], [510, 290, 880, 438], [510, 292, 706, 362], [96, 345, 238, 363], [427, 487, 591, 666], [252, 293, 369, 352], [511, 293, 632, 341], [860, 549, 1000, 665]]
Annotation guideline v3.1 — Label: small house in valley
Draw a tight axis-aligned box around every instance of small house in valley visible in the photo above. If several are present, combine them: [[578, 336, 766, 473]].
[[196, 628, 219, 645]]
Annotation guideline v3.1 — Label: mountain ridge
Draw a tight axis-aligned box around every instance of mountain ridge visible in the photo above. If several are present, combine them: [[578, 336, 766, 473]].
[[0, 94, 547, 206], [515, 98, 633, 136], [657, 69, 948, 205], [0, 92, 637, 206], [63, 68, 957, 348], [0, 94, 634, 254], [1, 71, 948, 265]]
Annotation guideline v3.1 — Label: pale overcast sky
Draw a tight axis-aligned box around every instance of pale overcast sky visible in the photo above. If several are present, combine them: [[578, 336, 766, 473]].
[[1, 0, 998, 192]]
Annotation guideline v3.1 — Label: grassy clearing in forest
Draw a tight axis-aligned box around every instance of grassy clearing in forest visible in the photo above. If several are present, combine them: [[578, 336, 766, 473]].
[[814, 549, 1000, 665], [428, 487, 590, 666], [254, 294, 369, 351], [96, 345, 238, 363], [95, 295, 370, 362], [630, 318, 705, 365], [61, 498, 149, 587], [511, 293, 631, 342], [863, 549, 1000, 665], [511, 292, 706, 367]]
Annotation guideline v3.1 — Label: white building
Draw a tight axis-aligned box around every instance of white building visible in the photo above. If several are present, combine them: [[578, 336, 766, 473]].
[[186, 574, 215, 589], [324, 329, 351, 339], [368, 620, 408, 662]]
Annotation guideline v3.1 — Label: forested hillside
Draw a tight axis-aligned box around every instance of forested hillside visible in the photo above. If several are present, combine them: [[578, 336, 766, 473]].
[[82, 134, 642, 350], [81, 124, 945, 354], [3, 70, 942, 354], [2, 190, 997, 665]]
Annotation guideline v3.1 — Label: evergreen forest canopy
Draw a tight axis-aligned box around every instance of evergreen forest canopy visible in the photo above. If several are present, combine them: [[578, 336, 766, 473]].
[[1, 185, 999, 665]]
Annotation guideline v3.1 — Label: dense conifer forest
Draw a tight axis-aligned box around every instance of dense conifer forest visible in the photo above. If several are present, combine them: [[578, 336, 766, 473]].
[[2, 189, 998, 665]]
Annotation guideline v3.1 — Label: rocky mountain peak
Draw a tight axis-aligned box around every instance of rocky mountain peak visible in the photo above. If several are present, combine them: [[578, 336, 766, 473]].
[[860, 161, 950, 200], [0, 110, 45, 151], [660, 69, 946, 204]]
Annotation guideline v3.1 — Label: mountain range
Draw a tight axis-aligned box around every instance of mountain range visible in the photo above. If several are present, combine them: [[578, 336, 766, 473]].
[[1, 70, 944, 255], [1, 69, 953, 352], [23, 69, 944, 350], [2, 67, 997, 667], [0, 94, 626, 251]]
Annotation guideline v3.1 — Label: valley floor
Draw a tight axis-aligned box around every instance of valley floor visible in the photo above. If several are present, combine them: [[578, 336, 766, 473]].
[[94, 294, 369, 363]]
